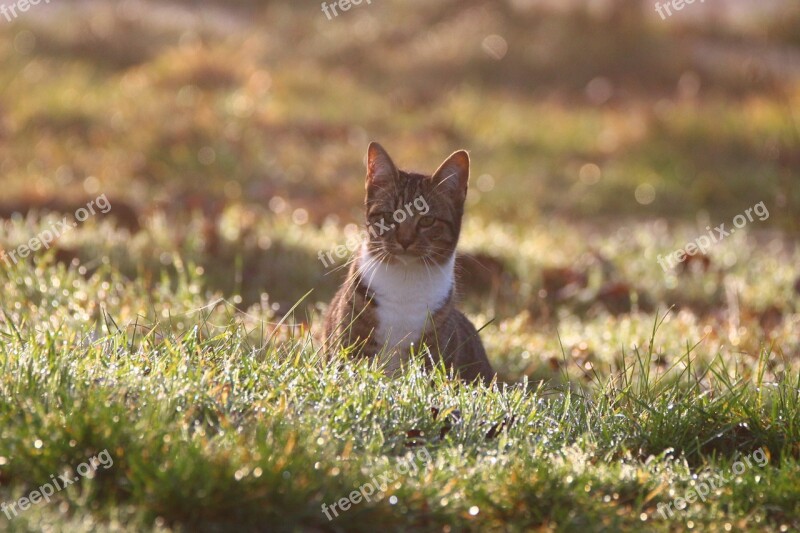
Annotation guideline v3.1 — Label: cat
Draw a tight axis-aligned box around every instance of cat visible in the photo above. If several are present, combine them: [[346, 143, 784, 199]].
[[323, 142, 495, 384]]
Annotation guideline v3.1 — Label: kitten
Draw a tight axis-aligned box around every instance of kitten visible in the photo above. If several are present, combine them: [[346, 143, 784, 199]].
[[323, 142, 495, 384]]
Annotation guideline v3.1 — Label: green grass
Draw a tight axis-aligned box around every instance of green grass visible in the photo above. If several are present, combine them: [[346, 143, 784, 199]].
[[1, 220, 799, 531]]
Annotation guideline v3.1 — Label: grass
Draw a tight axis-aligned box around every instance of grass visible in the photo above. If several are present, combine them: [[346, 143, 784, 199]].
[[0, 219, 799, 531], [0, 281, 798, 532], [1, 0, 799, 531]]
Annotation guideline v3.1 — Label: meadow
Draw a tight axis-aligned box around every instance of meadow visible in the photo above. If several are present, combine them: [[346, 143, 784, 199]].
[[0, 0, 799, 531]]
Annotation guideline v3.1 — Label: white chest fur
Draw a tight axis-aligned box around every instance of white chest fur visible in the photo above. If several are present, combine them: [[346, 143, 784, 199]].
[[357, 246, 455, 372]]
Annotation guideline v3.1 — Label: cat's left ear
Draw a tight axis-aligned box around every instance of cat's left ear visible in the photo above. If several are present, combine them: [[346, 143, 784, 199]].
[[366, 142, 399, 190], [431, 150, 470, 200]]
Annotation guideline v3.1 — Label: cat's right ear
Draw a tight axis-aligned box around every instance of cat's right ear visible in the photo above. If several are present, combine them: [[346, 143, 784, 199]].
[[366, 142, 398, 190]]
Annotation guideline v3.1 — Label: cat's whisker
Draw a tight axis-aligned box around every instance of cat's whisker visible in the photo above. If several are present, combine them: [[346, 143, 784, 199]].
[[421, 255, 436, 284], [323, 238, 383, 278], [325, 253, 360, 276], [341, 251, 383, 295], [344, 247, 389, 296]]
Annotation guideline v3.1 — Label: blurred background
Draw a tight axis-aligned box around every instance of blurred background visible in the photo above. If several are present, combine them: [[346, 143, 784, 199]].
[[1, 0, 798, 380]]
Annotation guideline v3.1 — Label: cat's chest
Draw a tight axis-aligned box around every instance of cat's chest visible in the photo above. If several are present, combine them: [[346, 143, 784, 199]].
[[374, 289, 437, 353], [358, 251, 454, 362]]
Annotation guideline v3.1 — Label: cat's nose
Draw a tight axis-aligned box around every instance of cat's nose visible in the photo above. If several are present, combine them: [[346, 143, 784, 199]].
[[396, 233, 414, 250]]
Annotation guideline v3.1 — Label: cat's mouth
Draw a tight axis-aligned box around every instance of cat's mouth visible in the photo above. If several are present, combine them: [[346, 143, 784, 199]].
[[387, 250, 423, 265]]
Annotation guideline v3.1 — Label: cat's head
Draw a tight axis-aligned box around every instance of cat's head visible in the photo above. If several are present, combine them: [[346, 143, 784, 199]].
[[363, 142, 470, 266]]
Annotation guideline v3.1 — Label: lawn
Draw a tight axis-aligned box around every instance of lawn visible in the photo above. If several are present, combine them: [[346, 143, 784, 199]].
[[1, 0, 799, 531]]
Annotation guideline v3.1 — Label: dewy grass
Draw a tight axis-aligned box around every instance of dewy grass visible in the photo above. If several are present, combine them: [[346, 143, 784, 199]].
[[0, 255, 798, 532]]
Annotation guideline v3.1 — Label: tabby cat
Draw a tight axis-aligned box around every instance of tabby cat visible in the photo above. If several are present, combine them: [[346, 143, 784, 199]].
[[323, 142, 495, 384]]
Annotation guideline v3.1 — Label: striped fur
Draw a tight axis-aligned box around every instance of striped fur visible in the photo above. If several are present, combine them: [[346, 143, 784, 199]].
[[323, 143, 495, 384]]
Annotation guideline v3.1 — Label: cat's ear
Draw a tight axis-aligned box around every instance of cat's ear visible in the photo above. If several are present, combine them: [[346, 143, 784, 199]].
[[366, 142, 398, 189], [431, 150, 469, 199]]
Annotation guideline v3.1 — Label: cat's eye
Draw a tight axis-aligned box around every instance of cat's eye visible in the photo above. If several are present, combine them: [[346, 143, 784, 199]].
[[417, 216, 436, 228], [368, 211, 392, 222]]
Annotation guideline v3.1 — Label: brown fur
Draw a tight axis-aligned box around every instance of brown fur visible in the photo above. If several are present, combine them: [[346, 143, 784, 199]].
[[323, 143, 495, 384]]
